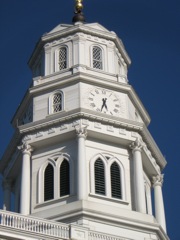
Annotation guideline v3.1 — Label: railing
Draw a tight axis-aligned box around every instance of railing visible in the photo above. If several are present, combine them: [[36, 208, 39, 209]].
[[0, 210, 69, 238]]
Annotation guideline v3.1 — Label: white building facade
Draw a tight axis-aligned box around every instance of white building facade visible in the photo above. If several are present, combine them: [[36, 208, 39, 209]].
[[0, 11, 169, 240]]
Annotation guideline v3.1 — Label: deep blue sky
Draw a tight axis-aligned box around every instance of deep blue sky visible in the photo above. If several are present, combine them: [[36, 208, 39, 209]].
[[0, 1, 180, 239]]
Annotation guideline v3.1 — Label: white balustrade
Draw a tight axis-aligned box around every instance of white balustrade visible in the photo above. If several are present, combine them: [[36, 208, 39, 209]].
[[0, 210, 69, 238]]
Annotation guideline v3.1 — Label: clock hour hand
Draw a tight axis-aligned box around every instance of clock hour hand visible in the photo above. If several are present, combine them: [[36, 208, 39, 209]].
[[101, 98, 108, 111]]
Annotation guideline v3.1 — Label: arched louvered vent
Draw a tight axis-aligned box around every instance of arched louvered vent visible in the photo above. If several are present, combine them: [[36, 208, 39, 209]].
[[60, 159, 70, 197], [94, 158, 105, 195], [111, 162, 122, 199], [44, 164, 54, 201], [59, 47, 67, 70], [52, 93, 62, 113]]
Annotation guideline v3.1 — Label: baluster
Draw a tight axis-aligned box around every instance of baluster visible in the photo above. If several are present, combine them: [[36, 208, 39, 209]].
[[11, 216, 14, 227], [20, 218, 23, 229], [25, 219, 27, 230], [14, 216, 17, 228], [32, 220, 35, 232], [55, 225, 59, 237], [45, 223, 48, 234], [27, 218, 29, 230], [7, 215, 12, 227], [35, 221, 38, 232], [1, 213, 4, 225], [47, 223, 49, 234], [59, 226, 61, 237], [37, 221, 40, 233], [52, 224, 54, 236], [67, 227, 70, 238], [42, 222, 45, 233], [4, 214, 7, 226], [17, 217, 19, 228]]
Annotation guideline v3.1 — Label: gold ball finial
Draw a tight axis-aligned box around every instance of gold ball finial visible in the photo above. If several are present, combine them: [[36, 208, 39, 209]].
[[72, 0, 85, 23], [75, 0, 83, 13]]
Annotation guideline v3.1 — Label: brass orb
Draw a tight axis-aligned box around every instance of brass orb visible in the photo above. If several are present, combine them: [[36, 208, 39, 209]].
[[76, 3, 83, 11]]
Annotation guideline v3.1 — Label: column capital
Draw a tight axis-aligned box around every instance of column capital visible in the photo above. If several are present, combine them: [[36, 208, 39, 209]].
[[75, 126, 87, 139], [18, 141, 34, 155], [129, 138, 143, 152], [152, 174, 164, 187]]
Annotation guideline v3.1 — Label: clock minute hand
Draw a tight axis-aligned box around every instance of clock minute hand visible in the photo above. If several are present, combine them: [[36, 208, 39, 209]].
[[101, 98, 108, 111]]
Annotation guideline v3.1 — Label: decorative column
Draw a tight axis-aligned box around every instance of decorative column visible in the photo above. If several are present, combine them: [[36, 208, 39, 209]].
[[2, 179, 11, 211], [18, 141, 33, 215], [76, 126, 87, 201], [152, 174, 167, 232], [129, 138, 146, 213]]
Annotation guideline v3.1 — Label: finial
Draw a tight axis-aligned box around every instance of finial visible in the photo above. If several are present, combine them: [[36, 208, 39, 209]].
[[72, 0, 85, 24]]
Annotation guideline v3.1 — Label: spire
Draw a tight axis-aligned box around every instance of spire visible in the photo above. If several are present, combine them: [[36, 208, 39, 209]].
[[72, 0, 85, 24]]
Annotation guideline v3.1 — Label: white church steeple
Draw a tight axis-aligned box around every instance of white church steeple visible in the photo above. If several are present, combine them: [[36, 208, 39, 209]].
[[0, 2, 169, 240]]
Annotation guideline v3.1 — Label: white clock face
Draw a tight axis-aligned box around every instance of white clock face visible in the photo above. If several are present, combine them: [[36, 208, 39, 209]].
[[88, 88, 121, 116]]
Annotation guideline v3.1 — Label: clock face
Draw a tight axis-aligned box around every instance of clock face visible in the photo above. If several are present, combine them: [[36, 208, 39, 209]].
[[88, 88, 121, 116]]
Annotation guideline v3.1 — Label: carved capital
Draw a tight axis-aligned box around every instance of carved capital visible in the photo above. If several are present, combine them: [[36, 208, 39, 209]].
[[129, 138, 143, 152], [18, 141, 33, 155], [75, 126, 87, 139], [152, 174, 164, 187]]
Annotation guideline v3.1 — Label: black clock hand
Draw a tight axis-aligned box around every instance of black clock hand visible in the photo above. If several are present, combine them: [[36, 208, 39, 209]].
[[101, 98, 108, 111]]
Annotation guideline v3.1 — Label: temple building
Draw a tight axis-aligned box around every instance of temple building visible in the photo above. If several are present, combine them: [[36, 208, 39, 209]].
[[0, 1, 169, 240]]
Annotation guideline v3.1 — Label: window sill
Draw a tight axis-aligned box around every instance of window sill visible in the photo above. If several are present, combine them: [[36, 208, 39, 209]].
[[35, 194, 74, 209], [89, 193, 129, 205], [46, 110, 66, 118]]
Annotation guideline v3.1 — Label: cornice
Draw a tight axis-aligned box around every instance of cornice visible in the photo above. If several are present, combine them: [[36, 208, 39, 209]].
[[31, 71, 150, 125], [28, 23, 131, 68], [18, 108, 165, 168], [0, 108, 166, 175], [11, 70, 150, 129]]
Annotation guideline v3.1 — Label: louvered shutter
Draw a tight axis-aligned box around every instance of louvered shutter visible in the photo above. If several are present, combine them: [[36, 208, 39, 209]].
[[60, 159, 70, 197], [94, 158, 105, 195], [44, 164, 54, 201], [111, 162, 122, 199]]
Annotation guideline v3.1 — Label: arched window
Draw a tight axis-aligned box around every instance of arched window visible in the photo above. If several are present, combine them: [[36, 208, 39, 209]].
[[59, 47, 67, 70], [110, 162, 122, 199], [52, 92, 62, 113], [44, 164, 54, 201], [94, 158, 105, 195], [60, 159, 70, 197], [92, 46, 103, 70]]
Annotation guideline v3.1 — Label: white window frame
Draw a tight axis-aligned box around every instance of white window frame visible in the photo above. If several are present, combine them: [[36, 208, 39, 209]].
[[49, 90, 64, 115], [38, 159, 56, 203], [108, 157, 126, 200], [91, 45, 104, 70], [54, 46, 69, 72], [90, 153, 126, 201], [38, 153, 74, 204]]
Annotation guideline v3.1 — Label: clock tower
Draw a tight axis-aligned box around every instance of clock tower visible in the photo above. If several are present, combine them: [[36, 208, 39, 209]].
[[0, 1, 169, 240]]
